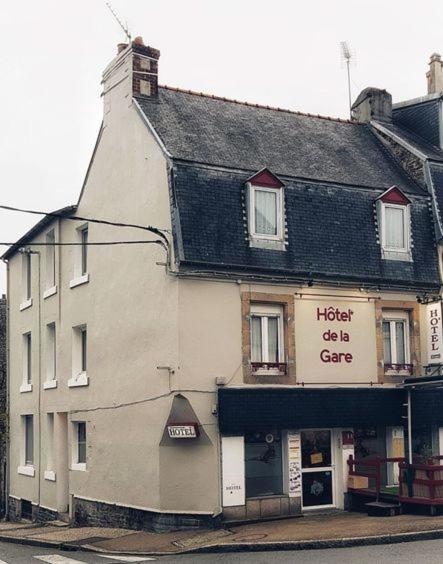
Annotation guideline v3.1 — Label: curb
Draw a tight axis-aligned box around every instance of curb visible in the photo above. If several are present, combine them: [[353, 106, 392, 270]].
[[0, 527, 442, 556], [81, 527, 443, 556]]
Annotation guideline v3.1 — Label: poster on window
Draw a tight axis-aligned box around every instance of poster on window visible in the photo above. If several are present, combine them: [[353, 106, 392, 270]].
[[426, 302, 443, 364], [287, 431, 301, 497]]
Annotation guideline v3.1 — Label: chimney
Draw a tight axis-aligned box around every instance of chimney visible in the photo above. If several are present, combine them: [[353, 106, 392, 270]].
[[351, 87, 392, 123], [102, 37, 160, 120], [426, 53, 443, 94]]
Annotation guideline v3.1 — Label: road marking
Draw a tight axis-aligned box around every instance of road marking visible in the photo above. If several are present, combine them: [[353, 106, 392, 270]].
[[0, 560, 10, 564], [98, 556, 155, 562], [33, 556, 88, 564]]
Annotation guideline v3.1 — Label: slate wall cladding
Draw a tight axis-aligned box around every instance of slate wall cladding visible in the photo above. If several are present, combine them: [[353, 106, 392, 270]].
[[173, 164, 440, 289], [430, 164, 443, 224], [0, 296, 6, 517], [73, 497, 218, 532], [393, 100, 441, 148]]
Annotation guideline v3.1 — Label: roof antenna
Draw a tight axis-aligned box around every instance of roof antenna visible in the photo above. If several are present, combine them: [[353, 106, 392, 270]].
[[340, 41, 354, 119], [105, 2, 132, 42]]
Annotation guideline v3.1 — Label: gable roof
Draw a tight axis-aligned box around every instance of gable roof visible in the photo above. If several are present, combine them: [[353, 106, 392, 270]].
[[136, 87, 424, 194], [1, 206, 77, 261]]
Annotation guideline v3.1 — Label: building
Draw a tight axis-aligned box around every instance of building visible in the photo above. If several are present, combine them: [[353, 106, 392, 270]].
[[3, 39, 443, 528], [0, 295, 6, 516]]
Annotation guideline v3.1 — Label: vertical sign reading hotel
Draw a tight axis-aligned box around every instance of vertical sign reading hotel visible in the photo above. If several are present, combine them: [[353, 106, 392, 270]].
[[427, 302, 443, 364]]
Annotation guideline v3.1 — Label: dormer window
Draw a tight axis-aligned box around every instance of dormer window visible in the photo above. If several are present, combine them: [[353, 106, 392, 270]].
[[376, 186, 412, 261], [246, 168, 285, 250]]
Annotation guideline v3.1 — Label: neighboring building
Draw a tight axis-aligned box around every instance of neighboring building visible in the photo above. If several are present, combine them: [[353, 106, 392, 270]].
[[0, 295, 6, 516], [2, 39, 443, 528]]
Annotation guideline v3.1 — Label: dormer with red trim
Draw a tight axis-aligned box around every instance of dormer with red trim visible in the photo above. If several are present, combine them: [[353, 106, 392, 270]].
[[375, 186, 412, 261], [245, 168, 286, 251]]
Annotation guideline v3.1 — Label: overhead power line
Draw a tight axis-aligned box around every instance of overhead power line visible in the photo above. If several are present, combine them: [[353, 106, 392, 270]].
[[0, 240, 166, 247], [0, 204, 169, 246]]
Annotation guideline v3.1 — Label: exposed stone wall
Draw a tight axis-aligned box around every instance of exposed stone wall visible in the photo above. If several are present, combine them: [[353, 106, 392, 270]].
[[373, 129, 426, 189], [8, 497, 21, 521], [0, 296, 6, 517], [73, 497, 218, 532]]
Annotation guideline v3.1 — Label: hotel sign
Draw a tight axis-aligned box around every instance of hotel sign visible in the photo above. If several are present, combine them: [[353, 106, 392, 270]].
[[426, 302, 443, 364], [167, 423, 199, 439]]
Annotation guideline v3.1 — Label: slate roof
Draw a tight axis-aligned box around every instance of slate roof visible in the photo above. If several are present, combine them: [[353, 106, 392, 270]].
[[137, 88, 424, 194], [378, 121, 443, 162], [393, 96, 442, 149], [172, 163, 440, 288]]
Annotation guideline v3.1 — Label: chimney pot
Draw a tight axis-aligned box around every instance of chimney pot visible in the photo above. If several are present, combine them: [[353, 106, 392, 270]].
[[133, 36, 145, 46]]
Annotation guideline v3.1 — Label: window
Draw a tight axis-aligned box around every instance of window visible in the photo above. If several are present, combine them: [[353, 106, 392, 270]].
[[20, 252, 32, 309], [44, 323, 56, 388], [20, 333, 32, 392], [382, 311, 411, 373], [383, 204, 409, 251], [249, 185, 283, 240], [45, 413, 55, 481], [24, 415, 33, 465], [72, 421, 87, 470], [250, 304, 285, 373], [68, 325, 88, 387], [245, 430, 283, 498], [45, 229, 56, 291], [80, 226, 88, 275], [70, 224, 89, 288]]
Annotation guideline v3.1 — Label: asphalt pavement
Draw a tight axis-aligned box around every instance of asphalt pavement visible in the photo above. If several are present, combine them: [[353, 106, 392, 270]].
[[0, 539, 443, 563]]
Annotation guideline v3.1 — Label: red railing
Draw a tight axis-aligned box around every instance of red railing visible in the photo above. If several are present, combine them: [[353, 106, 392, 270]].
[[347, 454, 404, 497]]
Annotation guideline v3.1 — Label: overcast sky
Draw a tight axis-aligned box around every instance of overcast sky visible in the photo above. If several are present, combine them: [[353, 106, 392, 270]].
[[1, 0, 442, 292]]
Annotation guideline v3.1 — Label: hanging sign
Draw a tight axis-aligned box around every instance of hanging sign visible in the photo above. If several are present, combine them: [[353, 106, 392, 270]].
[[167, 423, 199, 438], [426, 302, 443, 364]]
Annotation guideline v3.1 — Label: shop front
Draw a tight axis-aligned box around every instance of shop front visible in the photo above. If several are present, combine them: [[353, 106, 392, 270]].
[[219, 387, 405, 521]]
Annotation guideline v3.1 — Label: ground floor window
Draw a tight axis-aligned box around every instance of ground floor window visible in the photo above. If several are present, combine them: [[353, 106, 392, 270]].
[[245, 430, 283, 498]]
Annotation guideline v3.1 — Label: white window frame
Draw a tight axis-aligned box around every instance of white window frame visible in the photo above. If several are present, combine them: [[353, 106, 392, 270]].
[[44, 413, 56, 481], [18, 414, 35, 477], [20, 333, 32, 393], [20, 252, 33, 310], [248, 184, 284, 241], [380, 202, 410, 253], [44, 229, 57, 298], [250, 304, 285, 373], [43, 323, 57, 389], [70, 223, 89, 288], [71, 421, 87, 471], [68, 324, 88, 387], [382, 310, 411, 369]]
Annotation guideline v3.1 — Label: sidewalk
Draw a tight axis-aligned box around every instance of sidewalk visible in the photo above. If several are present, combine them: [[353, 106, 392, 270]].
[[0, 512, 442, 555]]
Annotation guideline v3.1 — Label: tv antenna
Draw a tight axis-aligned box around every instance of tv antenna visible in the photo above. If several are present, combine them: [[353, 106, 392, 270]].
[[106, 2, 132, 42], [340, 41, 353, 118]]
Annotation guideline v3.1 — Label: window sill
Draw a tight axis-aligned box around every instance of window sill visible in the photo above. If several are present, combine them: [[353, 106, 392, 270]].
[[71, 463, 86, 472], [19, 382, 32, 393], [19, 298, 32, 311], [249, 237, 286, 251], [44, 470, 56, 482], [69, 273, 89, 289], [43, 285, 57, 299], [18, 465, 35, 477], [68, 372, 89, 388], [381, 249, 412, 262], [43, 379, 57, 390]]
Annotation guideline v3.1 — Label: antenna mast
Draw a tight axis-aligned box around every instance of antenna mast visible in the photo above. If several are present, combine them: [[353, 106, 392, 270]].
[[106, 2, 132, 42], [340, 41, 353, 118]]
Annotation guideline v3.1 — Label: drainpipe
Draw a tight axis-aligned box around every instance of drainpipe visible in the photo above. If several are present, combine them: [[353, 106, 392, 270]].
[[407, 389, 413, 464], [4, 260, 10, 519]]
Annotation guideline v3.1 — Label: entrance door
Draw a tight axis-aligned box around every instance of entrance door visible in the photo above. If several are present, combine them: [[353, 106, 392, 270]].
[[301, 429, 335, 509]]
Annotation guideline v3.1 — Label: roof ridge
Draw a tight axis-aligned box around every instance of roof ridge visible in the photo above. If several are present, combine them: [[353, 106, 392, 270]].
[[159, 85, 360, 125]]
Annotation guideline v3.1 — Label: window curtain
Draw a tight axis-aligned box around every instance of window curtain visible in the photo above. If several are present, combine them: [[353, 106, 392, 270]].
[[267, 317, 279, 362], [251, 317, 262, 362], [385, 207, 405, 249], [382, 321, 392, 364], [395, 321, 406, 364], [255, 190, 277, 235]]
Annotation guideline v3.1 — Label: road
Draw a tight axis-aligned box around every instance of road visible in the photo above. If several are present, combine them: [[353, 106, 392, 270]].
[[0, 539, 442, 563]]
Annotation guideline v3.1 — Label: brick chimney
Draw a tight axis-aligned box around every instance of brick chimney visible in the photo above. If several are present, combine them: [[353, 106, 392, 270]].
[[102, 37, 160, 120], [351, 87, 392, 123], [426, 53, 443, 94]]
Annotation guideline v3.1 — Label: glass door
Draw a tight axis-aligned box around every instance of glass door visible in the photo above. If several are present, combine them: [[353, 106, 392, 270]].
[[301, 429, 335, 509]]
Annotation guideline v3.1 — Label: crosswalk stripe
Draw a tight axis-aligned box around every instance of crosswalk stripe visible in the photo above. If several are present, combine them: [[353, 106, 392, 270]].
[[98, 556, 155, 562], [33, 556, 87, 564], [0, 560, 10, 564]]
